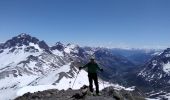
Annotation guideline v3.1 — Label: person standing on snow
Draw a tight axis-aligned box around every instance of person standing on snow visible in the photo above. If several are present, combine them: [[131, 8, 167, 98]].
[[79, 58, 103, 95]]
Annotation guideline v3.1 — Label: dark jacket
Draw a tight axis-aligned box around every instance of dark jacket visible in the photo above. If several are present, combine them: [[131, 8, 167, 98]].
[[82, 62, 101, 73]]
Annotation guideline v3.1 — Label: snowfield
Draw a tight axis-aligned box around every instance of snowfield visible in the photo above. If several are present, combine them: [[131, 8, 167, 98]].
[[0, 68, 135, 100], [0, 56, 133, 100], [163, 62, 170, 74]]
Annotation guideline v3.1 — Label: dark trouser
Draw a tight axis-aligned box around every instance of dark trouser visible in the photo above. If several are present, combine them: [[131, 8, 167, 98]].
[[88, 73, 99, 94]]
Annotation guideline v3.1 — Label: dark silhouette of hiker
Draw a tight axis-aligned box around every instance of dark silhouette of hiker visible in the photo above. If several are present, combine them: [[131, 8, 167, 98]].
[[79, 58, 103, 95]]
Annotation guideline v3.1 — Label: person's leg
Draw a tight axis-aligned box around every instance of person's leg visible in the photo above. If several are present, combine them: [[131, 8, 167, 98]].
[[88, 74, 93, 92], [93, 73, 99, 94]]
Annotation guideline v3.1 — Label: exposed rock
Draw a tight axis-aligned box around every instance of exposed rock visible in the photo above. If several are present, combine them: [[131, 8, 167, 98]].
[[15, 86, 146, 100]]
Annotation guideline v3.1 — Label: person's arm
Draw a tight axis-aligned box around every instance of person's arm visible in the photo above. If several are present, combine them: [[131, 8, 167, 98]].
[[96, 63, 103, 72], [79, 63, 89, 70], [82, 63, 89, 68]]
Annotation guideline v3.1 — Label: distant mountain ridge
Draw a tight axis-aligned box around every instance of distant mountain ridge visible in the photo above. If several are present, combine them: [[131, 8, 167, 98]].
[[110, 48, 162, 66]]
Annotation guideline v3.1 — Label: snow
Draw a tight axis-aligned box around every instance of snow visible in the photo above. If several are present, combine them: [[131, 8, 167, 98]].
[[163, 62, 170, 74], [64, 44, 78, 54], [124, 86, 135, 91], [0, 46, 41, 70], [0, 41, 136, 100], [0, 75, 37, 89], [10, 62, 135, 99], [152, 60, 157, 69], [0, 75, 38, 100], [151, 74, 155, 78], [17, 85, 58, 96], [146, 98, 160, 100], [0, 88, 17, 100], [52, 49, 63, 56], [152, 51, 163, 56], [32, 63, 72, 85], [24, 60, 53, 75], [104, 83, 135, 91], [20, 33, 27, 37], [57, 69, 89, 90], [15, 68, 134, 98], [159, 93, 170, 100], [0, 60, 134, 100], [26, 61, 37, 69], [64, 48, 72, 54], [16, 83, 131, 97], [146, 94, 170, 100], [165, 54, 170, 57], [29, 43, 42, 52], [146, 91, 170, 100], [159, 74, 162, 79], [16, 78, 134, 98], [56, 63, 71, 73], [14, 69, 91, 97]]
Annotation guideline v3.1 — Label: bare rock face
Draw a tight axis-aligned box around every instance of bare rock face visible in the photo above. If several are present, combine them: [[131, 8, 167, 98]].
[[15, 86, 146, 100]]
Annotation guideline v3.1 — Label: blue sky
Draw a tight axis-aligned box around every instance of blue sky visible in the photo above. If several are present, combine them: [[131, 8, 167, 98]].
[[0, 0, 170, 48]]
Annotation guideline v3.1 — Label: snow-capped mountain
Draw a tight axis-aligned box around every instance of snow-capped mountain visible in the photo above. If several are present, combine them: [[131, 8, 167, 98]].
[[2, 33, 50, 52], [51, 42, 91, 60], [0, 34, 87, 100], [138, 48, 170, 88]]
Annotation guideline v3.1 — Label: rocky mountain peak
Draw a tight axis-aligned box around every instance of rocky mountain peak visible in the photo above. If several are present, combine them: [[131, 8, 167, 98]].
[[51, 42, 65, 51], [66, 43, 79, 48], [0, 33, 51, 53], [3, 33, 40, 48]]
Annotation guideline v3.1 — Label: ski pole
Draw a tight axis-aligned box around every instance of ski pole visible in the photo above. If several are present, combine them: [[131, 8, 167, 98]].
[[72, 70, 80, 89], [102, 79, 105, 89]]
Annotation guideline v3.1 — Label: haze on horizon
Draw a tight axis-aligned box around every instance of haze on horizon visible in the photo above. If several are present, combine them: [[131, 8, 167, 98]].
[[0, 0, 170, 49]]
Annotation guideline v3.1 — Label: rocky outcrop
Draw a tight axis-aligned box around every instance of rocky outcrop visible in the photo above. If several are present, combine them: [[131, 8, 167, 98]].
[[15, 86, 146, 100]]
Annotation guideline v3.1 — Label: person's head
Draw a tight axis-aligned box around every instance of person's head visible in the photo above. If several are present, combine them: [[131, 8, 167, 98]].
[[90, 58, 95, 63]]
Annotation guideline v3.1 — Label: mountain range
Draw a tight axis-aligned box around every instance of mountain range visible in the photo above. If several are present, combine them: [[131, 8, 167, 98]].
[[0, 33, 169, 100]]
